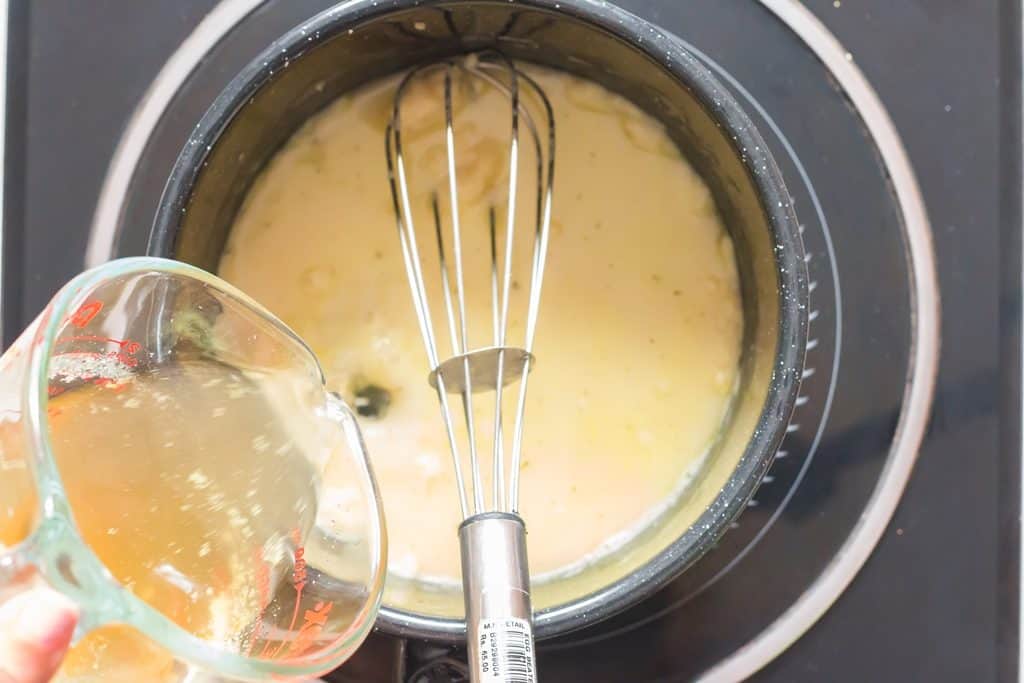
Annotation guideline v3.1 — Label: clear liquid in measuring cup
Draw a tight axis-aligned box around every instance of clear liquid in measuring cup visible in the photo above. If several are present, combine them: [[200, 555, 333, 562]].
[[7, 359, 330, 679]]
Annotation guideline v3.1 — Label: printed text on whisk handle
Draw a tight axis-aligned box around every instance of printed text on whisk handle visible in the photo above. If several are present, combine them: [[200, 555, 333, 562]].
[[478, 618, 536, 683]]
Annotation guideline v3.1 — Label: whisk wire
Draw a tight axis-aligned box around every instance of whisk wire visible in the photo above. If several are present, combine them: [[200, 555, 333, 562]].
[[491, 60, 521, 512], [469, 63, 557, 511], [431, 196, 459, 354], [442, 65, 485, 516], [489, 209, 500, 343], [386, 67, 471, 517], [386, 52, 554, 517], [508, 71, 556, 511]]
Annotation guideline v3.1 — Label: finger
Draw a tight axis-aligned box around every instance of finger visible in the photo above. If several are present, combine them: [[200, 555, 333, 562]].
[[0, 588, 78, 683]]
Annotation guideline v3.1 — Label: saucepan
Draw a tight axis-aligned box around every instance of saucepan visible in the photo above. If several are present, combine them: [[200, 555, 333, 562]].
[[148, 0, 808, 642]]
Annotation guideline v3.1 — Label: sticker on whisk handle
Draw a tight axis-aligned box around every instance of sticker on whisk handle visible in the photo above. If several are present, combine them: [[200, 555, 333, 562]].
[[477, 618, 537, 683]]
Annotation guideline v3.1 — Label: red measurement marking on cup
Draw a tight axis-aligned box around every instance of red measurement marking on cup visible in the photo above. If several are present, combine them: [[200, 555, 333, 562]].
[[293, 536, 308, 595], [285, 600, 335, 659], [55, 337, 144, 368], [248, 529, 339, 663], [58, 336, 142, 354], [67, 300, 103, 328], [47, 372, 130, 398], [263, 599, 337, 663], [264, 528, 310, 659]]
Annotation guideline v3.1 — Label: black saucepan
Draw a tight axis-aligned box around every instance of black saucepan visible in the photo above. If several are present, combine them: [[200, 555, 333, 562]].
[[149, 0, 808, 642]]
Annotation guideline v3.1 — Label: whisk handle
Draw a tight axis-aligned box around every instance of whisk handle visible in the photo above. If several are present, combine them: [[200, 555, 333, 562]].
[[459, 512, 536, 683]]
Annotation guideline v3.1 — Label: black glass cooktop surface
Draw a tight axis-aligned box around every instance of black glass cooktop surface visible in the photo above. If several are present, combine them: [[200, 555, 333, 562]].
[[3, 1, 1017, 680]]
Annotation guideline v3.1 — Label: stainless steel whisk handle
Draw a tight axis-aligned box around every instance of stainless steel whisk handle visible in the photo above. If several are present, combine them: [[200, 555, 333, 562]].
[[460, 513, 537, 683]]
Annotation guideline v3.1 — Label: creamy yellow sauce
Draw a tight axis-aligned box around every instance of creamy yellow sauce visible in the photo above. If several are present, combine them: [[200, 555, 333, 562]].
[[220, 66, 742, 585]]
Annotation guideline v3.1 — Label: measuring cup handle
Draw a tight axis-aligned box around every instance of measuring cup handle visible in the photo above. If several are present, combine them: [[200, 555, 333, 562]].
[[0, 518, 126, 643]]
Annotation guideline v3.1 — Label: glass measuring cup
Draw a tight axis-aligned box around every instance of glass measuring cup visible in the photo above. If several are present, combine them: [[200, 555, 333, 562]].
[[0, 257, 386, 681]]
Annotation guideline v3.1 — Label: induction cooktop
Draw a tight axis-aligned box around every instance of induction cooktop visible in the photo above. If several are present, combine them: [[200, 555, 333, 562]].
[[2, 1, 1018, 681]]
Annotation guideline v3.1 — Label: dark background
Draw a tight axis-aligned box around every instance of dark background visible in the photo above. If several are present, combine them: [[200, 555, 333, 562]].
[[3, 1, 1019, 680]]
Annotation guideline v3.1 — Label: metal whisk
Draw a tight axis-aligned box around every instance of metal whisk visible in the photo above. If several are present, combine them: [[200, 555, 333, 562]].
[[385, 52, 554, 683]]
